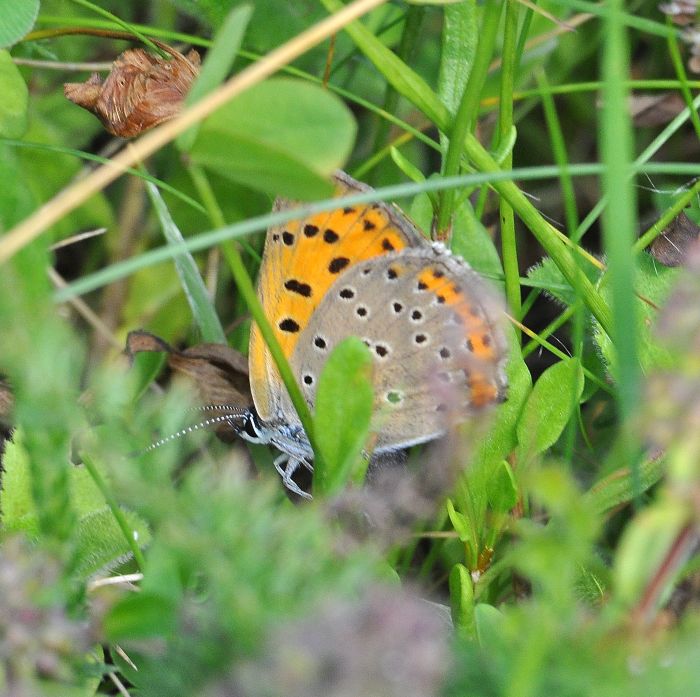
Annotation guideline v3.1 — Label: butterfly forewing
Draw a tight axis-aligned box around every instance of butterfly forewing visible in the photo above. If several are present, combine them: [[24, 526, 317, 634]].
[[249, 171, 427, 423]]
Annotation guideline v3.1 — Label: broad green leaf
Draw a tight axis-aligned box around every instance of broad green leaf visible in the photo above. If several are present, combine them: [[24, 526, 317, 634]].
[[191, 77, 355, 199], [0, 430, 151, 579], [451, 197, 504, 282], [449, 563, 475, 634], [516, 357, 584, 461], [0, 0, 38, 48], [594, 253, 678, 378], [313, 337, 374, 496], [613, 500, 688, 608], [486, 460, 518, 514], [527, 256, 601, 307], [474, 603, 506, 649], [585, 454, 665, 515], [0, 50, 28, 138], [104, 592, 177, 642], [438, 1, 477, 153], [74, 506, 151, 579], [178, 3, 253, 152], [146, 180, 226, 344]]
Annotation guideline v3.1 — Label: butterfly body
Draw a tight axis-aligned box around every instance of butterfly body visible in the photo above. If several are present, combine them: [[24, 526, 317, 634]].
[[245, 172, 507, 497]]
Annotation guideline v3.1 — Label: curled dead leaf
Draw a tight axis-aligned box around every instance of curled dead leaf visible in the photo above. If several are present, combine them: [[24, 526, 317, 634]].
[[64, 44, 200, 137], [659, 1, 699, 26], [650, 210, 700, 267], [125, 330, 252, 442], [629, 92, 686, 127], [0, 380, 13, 422]]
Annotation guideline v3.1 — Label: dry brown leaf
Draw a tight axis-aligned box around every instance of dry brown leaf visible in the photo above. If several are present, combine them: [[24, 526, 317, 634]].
[[65, 45, 200, 138], [0, 380, 13, 422], [650, 210, 700, 267], [125, 330, 252, 442], [629, 92, 687, 127]]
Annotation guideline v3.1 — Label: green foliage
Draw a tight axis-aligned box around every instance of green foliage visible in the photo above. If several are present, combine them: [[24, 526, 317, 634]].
[[1, 432, 151, 579], [594, 252, 680, 378], [0, 0, 38, 49], [313, 337, 374, 496], [1, 1, 700, 695], [0, 50, 28, 138], [191, 77, 356, 199], [515, 357, 584, 464]]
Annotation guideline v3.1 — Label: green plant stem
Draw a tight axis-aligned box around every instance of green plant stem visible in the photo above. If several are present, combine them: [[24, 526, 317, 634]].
[[223, 245, 323, 468], [67, 0, 168, 57], [666, 18, 700, 141], [437, 0, 502, 238], [521, 304, 576, 359], [81, 453, 146, 571], [319, 0, 613, 334], [186, 165, 322, 470], [498, 0, 521, 334], [518, 287, 540, 320], [513, 0, 536, 66], [600, 0, 640, 487], [537, 69, 579, 234], [372, 6, 425, 159], [468, 141, 613, 334], [634, 177, 700, 253]]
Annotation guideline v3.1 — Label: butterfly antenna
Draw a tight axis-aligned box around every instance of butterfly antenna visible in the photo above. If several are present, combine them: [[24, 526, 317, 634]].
[[140, 409, 249, 454]]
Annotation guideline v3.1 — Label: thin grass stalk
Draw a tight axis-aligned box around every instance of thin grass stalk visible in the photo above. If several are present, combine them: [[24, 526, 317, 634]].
[[436, 0, 502, 238], [371, 6, 425, 164], [600, 0, 640, 489], [665, 17, 700, 141], [498, 0, 522, 336]]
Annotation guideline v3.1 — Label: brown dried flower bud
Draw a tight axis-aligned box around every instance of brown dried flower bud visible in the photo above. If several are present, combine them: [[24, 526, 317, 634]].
[[64, 44, 200, 137]]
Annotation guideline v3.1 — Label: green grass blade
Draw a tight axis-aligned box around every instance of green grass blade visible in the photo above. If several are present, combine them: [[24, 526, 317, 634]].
[[145, 180, 226, 344], [599, 0, 640, 482]]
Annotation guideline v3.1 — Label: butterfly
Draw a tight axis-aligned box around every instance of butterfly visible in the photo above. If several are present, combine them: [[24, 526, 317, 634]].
[[233, 171, 507, 498]]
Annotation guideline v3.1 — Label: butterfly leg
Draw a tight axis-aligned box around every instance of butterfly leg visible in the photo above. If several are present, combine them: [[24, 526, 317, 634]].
[[273, 453, 313, 500]]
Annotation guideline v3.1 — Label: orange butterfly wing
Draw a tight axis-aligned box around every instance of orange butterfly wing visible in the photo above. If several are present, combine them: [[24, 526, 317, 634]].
[[249, 172, 426, 423]]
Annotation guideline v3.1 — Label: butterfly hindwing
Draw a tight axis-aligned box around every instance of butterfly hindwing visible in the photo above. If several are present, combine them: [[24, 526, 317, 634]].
[[288, 247, 507, 450]]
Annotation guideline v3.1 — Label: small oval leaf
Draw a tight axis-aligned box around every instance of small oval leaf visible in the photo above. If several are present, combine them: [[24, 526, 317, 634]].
[[516, 357, 583, 460], [313, 337, 374, 496], [449, 563, 475, 634]]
